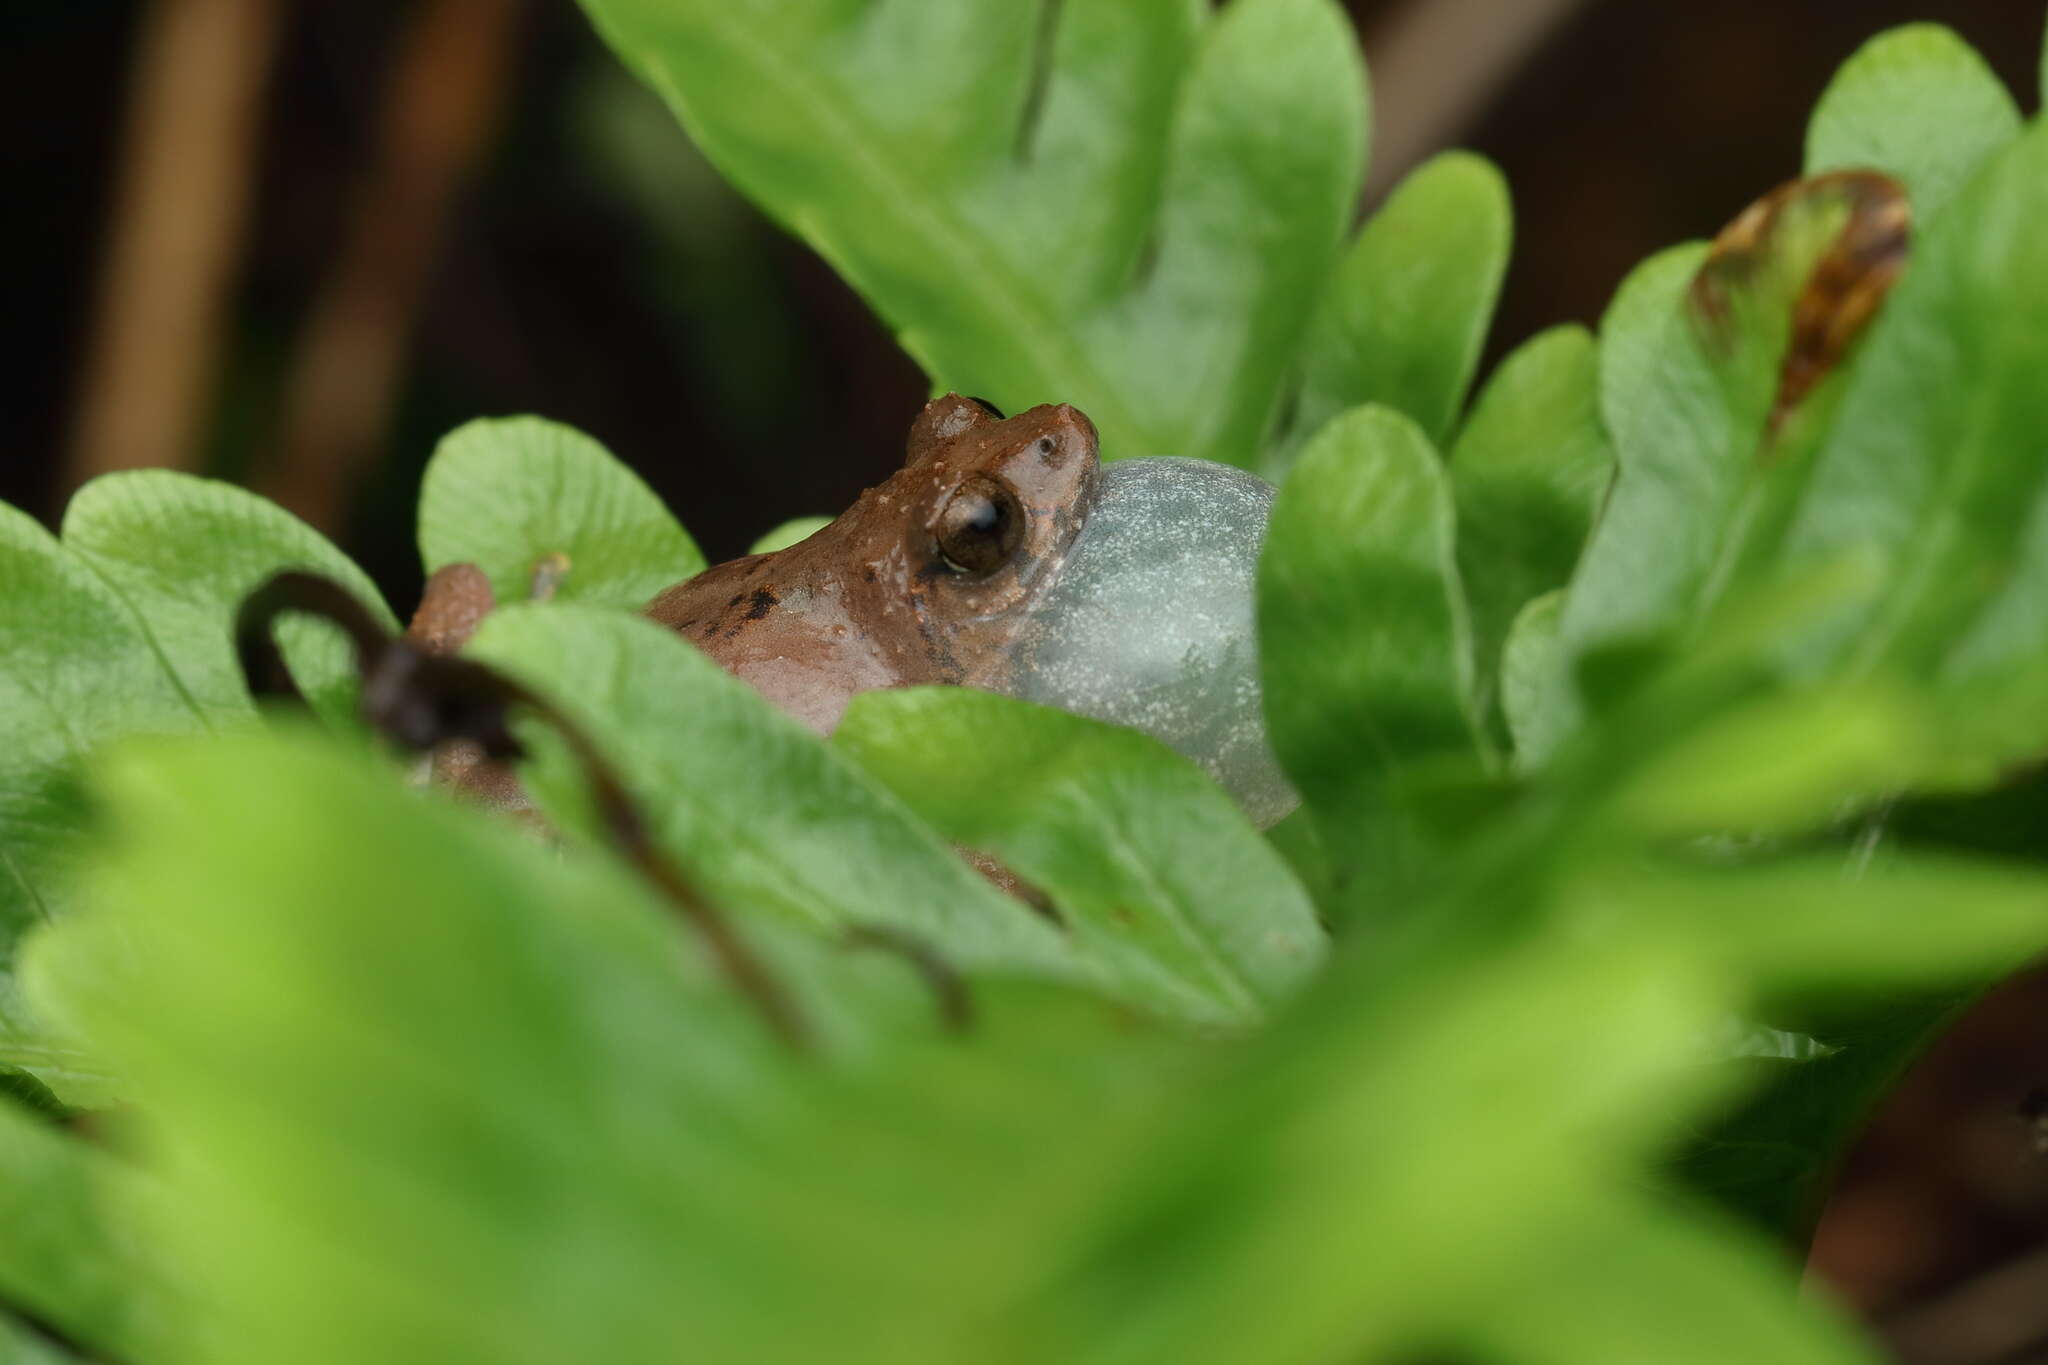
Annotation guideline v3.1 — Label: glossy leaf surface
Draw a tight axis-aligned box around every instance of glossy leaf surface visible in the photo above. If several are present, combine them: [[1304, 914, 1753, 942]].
[[467, 605, 1074, 979], [1448, 323, 1612, 733], [0, 1102, 147, 1359], [1294, 151, 1512, 451], [1804, 22, 2021, 221], [576, 0, 1369, 468], [837, 687, 1323, 1027], [62, 471, 389, 725], [0, 506, 203, 1023], [1257, 405, 1483, 900], [418, 416, 705, 610], [29, 731, 1186, 1365]]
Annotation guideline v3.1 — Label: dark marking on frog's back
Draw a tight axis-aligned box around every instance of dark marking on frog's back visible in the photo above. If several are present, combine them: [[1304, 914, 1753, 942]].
[[744, 588, 778, 620]]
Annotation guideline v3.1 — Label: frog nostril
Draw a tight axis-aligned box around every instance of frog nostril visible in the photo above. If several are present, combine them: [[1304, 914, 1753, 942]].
[[1035, 436, 1056, 457]]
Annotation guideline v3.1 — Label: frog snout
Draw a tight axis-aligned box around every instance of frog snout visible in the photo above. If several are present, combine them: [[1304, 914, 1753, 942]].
[[1017, 404, 1099, 476]]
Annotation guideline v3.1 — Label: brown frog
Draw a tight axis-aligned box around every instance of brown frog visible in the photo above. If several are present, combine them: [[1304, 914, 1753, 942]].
[[642, 394, 1100, 732], [409, 393, 1101, 737]]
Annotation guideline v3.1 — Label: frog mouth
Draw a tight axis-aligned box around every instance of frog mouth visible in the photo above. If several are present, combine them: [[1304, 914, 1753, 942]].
[[1000, 456, 1298, 828]]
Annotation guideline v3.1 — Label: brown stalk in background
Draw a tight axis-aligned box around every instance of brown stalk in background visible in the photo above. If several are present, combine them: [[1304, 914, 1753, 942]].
[[64, 0, 283, 492], [260, 0, 525, 531], [1361, 0, 1599, 201]]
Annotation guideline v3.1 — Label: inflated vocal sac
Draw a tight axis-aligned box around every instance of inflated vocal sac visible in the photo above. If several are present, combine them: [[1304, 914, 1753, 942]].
[[1002, 457, 1297, 828]]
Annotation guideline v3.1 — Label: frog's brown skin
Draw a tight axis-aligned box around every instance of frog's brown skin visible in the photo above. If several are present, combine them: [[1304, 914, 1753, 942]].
[[643, 393, 1101, 733], [408, 562, 496, 654], [404, 562, 531, 812], [406, 395, 1096, 907], [407, 392, 1101, 779]]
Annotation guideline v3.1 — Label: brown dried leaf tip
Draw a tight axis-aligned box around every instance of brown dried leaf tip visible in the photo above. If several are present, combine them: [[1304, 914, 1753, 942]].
[[1691, 169, 1911, 439]]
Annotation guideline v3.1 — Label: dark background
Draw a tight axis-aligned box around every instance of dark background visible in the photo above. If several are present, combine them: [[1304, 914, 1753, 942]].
[[4, 2, 2045, 1356]]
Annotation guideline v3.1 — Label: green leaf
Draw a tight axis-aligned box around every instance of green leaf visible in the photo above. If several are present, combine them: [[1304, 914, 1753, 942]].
[[1760, 122, 2048, 770], [1261, 805, 1335, 908], [1617, 851, 2048, 994], [1543, 691, 2048, 1247], [1805, 23, 2021, 222], [0, 1103, 148, 1359], [1598, 683, 1933, 840], [5, 474, 384, 1056], [1025, 930, 1741, 1365], [1518, 647, 2048, 1249], [835, 688, 1324, 1028], [0, 503, 205, 984], [1888, 759, 2048, 861], [1500, 589, 1567, 767], [35, 728, 1182, 1365], [1463, 1190, 1877, 1365], [1554, 246, 1726, 672], [1257, 405, 1483, 898], [0, 1029, 121, 1115], [747, 516, 830, 555], [24, 694, 1975, 1363], [1675, 998, 1962, 1241], [1448, 324, 1612, 730], [33, 730, 840, 1365], [466, 605, 1075, 980], [61, 470, 391, 725], [1535, 100, 2048, 789], [417, 416, 704, 609], [0, 1315, 75, 1365], [577, 0, 1367, 467], [1545, 184, 1873, 745], [0, 1017, 112, 1113], [1294, 151, 1512, 453], [0, 1068, 68, 1126]]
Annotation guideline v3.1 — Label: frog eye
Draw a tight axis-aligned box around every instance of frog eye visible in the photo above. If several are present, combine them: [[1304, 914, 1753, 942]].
[[934, 474, 1025, 575]]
